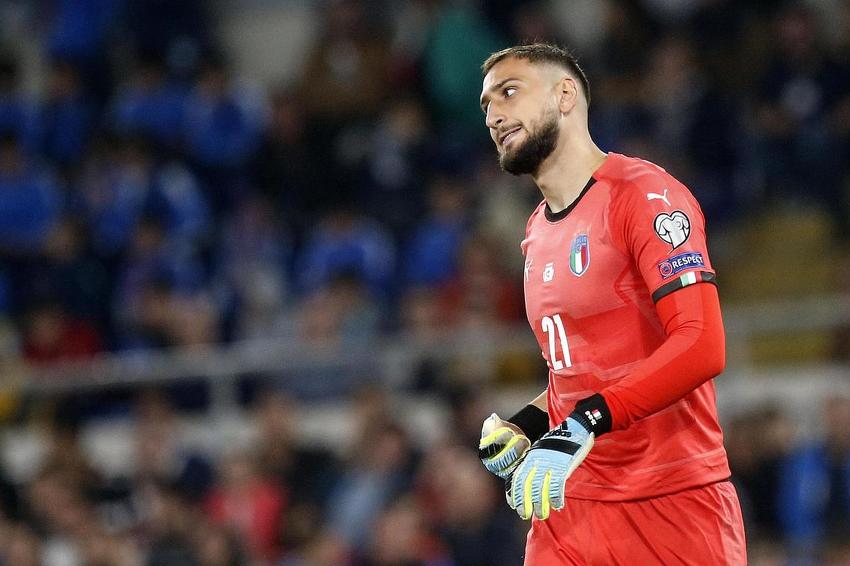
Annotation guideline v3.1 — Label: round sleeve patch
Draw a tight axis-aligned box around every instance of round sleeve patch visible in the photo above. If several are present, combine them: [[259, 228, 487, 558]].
[[653, 210, 691, 250]]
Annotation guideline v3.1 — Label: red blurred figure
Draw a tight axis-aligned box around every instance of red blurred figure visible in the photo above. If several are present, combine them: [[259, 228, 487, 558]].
[[204, 451, 286, 564]]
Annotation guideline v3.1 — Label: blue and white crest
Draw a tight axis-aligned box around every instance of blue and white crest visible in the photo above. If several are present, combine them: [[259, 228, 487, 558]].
[[569, 234, 590, 276]]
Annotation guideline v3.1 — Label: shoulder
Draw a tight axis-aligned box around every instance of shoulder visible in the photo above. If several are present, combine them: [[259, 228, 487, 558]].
[[525, 199, 547, 230], [520, 200, 547, 255], [604, 154, 679, 201]]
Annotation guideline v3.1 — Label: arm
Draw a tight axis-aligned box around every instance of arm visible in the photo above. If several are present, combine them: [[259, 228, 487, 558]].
[[599, 281, 724, 431]]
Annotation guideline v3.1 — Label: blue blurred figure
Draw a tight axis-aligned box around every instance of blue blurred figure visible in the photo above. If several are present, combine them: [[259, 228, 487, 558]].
[[77, 135, 209, 258], [39, 59, 95, 169], [108, 52, 188, 149], [403, 176, 468, 288], [778, 396, 850, 561], [183, 54, 266, 212], [0, 55, 42, 154], [0, 134, 62, 256], [296, 209, 395, 299]]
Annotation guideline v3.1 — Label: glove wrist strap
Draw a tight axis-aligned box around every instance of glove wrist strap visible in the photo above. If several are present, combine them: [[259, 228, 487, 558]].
[[508, 404, 549, 443], [570, 394, 613, 436]]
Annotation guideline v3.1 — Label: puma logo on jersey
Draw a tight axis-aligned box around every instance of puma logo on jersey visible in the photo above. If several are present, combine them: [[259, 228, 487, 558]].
[[543, 262, 555, 282], [646, 188, 670, 206], [524, 257, 534, 282]]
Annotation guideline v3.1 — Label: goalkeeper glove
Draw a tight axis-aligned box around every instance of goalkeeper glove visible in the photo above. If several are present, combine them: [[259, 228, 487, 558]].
[[479, 404, 549, 479], [506, 394, 611, 520]]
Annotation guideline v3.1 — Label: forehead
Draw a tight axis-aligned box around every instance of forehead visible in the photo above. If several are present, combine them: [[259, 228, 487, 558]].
[[481, 57, 541, 92]]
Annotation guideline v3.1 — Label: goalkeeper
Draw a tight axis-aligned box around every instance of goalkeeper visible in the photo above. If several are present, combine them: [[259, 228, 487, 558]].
[[477, 43, 745, 565]]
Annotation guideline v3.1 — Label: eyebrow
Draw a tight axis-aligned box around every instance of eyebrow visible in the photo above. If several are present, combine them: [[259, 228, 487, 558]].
[[480, 77, 518, 111]]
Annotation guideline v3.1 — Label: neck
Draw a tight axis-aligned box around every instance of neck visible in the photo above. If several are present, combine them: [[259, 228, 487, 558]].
[[532, 129, 607, 213]]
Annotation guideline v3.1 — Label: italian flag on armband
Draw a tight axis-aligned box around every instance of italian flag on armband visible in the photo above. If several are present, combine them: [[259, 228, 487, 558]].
[[680, 272, 698, 287]]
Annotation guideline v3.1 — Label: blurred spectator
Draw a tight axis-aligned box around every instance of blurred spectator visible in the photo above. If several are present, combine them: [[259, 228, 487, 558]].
[[296, 273, 381, 349], [778, 396, 850, 558], [327, 417, 416, 552], [423, 2, 503, 140], [295, 210, 395, 298], [183, 54, 267, 211], [726, 404, 793, 543], [403, 175, 469, 288], [213, 196, 289, 342], [112, 216, 214, 350], [131, 390, 214, 503], [0, 523, 42, 566], [298, 0, 392, 123], [21, 301, 102, 364], [108, 52, 188, 149], [78, 135, 210, 258], [417, 446, 521, 566], [359, 95, 432, 239], [358, 496, 450, 566], [0, 134, 62, 256], [754, 4, 850, 216], [204, 450, 285, 564], [39, 59, 94, 170], [436, 233, 524, 329], [253, 390, 338, 509], [145, 480, 201, 566], [192, 522, 247, 566], [38, 216, 112, 327], [24, 466, 98, 566], [251, 90, 326, 233], [0, 54, 41, 153], [122, 0, 211, 75]]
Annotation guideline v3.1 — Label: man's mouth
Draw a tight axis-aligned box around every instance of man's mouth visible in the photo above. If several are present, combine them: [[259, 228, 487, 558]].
[[499, 127, 522, 148]]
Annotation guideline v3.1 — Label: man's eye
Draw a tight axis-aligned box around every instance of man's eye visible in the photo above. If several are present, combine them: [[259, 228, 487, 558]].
[[505, 87, 517, 97]]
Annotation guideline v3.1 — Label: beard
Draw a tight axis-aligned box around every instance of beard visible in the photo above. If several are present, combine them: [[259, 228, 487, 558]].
[[499, 110, 559, 176]]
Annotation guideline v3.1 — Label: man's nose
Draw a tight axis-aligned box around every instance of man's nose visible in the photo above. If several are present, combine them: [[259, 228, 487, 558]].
[[485, 105, 504, 130]]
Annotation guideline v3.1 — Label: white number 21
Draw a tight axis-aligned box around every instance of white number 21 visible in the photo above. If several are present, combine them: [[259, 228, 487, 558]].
[[542, 314, 572, 370]]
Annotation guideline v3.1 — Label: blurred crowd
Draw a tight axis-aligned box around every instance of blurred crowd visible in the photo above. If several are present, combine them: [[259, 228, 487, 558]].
[[0, 0, 849, 364], [0, 0, 849, 564], [0, 387, 530, 566], [0, 386, 848, 566]]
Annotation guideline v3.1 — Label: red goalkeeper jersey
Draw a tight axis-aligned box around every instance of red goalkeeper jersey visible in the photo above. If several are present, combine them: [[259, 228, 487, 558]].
[[521, 152, 730, 501]]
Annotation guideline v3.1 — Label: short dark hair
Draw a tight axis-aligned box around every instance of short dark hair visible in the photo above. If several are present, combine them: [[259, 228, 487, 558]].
[[482, 43, 590, 106]]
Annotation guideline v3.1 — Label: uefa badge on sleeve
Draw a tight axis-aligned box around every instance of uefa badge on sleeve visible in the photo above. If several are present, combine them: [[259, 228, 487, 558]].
[[569, 234, 590, 276]]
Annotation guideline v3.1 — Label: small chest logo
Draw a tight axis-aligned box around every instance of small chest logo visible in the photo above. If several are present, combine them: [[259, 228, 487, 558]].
[[543, 262, 555, 282], [524, 257, 533, 282], [569, 234, 590, 276]]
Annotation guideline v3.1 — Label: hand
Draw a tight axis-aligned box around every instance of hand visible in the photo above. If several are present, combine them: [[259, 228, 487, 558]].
[[506, 415, 595, 520], [478, 413, 531, 479]]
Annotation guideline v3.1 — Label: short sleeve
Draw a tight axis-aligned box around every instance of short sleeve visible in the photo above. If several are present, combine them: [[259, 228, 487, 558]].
[[610, 171, 716, 303]]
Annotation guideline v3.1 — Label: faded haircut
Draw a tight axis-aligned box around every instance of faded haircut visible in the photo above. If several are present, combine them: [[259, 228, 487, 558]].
[[482, 43, 590, 106]]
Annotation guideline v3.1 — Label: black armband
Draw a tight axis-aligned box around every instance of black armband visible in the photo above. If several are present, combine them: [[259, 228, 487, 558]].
[[507, 404, 550, 443], [570, 394, 613, 436]]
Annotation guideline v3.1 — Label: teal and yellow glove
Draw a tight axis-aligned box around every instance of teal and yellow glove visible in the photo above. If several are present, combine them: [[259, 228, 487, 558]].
[[478, 413, 531, 479], [506, 395, 612, 520]]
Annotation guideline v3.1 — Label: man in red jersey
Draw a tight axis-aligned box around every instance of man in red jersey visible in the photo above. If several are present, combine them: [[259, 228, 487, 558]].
[[476, 44, 746, 565]]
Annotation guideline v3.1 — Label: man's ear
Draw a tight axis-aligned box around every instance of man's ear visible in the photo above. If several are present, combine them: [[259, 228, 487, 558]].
[[557, 76, 579, 114]]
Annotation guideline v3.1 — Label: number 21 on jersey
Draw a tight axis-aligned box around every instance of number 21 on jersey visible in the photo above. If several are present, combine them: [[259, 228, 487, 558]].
[[541, 314, 572, 370]]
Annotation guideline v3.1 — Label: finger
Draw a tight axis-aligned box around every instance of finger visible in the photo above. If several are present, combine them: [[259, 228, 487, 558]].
[[479, 430, 528, 469], [533, 470, 552, 520], [518, 465, 538, 520], [509, 461, 526, 510], [549, 470, 566, 510]]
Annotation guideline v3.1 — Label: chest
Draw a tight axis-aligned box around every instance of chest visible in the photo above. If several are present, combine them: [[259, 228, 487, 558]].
[[522, 206, 635, 326]]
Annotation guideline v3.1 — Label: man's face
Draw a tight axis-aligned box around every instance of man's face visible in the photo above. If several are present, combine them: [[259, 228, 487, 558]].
[[480, 57, 560, 175]]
